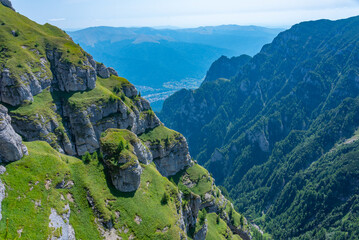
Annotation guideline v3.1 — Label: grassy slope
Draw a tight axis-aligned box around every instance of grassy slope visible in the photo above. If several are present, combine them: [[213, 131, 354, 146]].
[[0, 141, 184, 239], [0, 4, 87, 82], [139, 125, 181, 146]]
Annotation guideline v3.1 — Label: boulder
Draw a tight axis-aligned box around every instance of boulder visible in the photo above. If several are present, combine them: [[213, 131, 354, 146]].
[[109, 162, 142, 192], [107, 67, 118, 76], [96, 62, 110, 79], [0, 104, 28, 162]]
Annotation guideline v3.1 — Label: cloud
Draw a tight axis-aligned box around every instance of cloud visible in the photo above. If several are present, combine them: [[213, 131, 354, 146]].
[[49, 18, 66, 22]]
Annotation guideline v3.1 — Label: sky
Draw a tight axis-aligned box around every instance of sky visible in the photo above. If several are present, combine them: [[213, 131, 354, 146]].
[[10, 0, 359, 30]]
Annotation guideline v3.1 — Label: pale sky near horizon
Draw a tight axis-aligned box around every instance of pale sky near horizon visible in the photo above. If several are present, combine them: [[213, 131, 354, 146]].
[[10, 0, 359, 30]]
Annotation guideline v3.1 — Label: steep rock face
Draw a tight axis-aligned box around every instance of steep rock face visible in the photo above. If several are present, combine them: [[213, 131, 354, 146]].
[[0, 105, 27, 162], [47, 49, 97, 92], [181, 193, 201, 232], [193, 223, 208, 240], [142, 131, 192, 177], [64, 97, 160, 156], [10, 84, 160, 156], [0, 66, 52, 106], [203, 55, 251, 84], [1, 49, 97, 107]]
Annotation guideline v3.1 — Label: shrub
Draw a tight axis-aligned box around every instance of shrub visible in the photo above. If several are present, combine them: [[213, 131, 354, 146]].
[[117, 141, 125, 153], [82, 152, 91, 164], [161, 192, 169, 205], [199, 209, 207, 225], [216, 214, 220, 224], [98, 152, 104, 161], [92, 152, 98, 161]]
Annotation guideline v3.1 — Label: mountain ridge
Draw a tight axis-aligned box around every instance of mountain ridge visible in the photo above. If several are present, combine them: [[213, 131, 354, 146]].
[[0, 3, 259, 239], [159, 14, 359, 239]]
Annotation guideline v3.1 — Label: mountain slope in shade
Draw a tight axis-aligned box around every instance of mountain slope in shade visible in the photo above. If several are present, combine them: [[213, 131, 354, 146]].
[[159, 16, 359, 239]]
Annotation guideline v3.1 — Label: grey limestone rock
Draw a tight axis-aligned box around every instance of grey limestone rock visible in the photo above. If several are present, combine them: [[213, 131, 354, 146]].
[[0, 68, 51, 106], [101, 130, 152, 192], [181, 192, 201, 232], [107, 67, 118, 76], [193, 223, 208, 240], [96, 62, 110, 79], [132, 138, 153, 164], [109, 162, 143, 192], [64, 97, 160, 156], [47, 49, 97, 92], [0, 104, 28, 163], [144, 133, 191, 177], [48, 204, 76, 240]]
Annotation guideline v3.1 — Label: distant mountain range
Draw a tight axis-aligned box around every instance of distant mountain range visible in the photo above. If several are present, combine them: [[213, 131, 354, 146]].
[[68, 25, 282, 111]]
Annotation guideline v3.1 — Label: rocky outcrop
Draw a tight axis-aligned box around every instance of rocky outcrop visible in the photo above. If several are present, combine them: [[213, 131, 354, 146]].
[[11, 110, 76, 155], [0, 66, 52, 106], [0, 104, 27, 162], [0, 0, 14, 11], [107, 67, 118, 77], [96, 62, 110, 79], [65, 97, 160, 156], [132, 138, 152, 164], [193, 223, 208, 240], [108, 162, 143, 192], [181, 192, 201, 232], [144, 134, 191, 177], [48, 204, 76, 240], [47, 49, 97, 92], [100, 129, 153, 192]]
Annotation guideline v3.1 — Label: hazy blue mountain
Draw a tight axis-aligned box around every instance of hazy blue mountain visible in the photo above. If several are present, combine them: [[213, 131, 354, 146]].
[[68, 26, 282, 111], [159, 16, 359, 239]]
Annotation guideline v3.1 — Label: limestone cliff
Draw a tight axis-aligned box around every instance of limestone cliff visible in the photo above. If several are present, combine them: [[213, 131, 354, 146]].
[[0, 104, 27, 162]]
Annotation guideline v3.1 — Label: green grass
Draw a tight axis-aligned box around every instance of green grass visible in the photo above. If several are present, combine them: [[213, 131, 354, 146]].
[[0, 141, 185, 239], [100, 129, 139, 169], [72, 157, 184, 239], [0, 4, 87, 84], [11, 87, 55, 119], [179, 164, 213, 197], [206, 213, 233, 240], [0, 141, 100, 239], [64, 76, 139, 112], [139, 125, 181, 146]]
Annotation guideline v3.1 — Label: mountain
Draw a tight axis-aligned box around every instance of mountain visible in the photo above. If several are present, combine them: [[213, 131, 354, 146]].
[[68, 26, 282, 111], [159, 16, 359, 239], [0, 2, 262, 239]]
